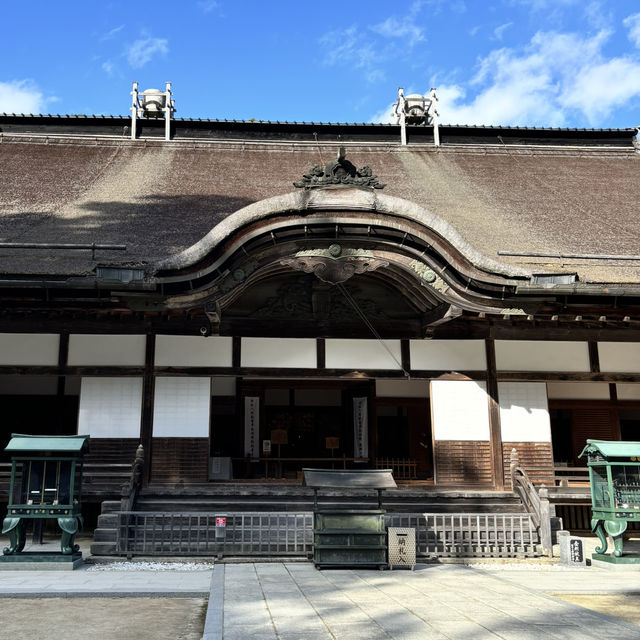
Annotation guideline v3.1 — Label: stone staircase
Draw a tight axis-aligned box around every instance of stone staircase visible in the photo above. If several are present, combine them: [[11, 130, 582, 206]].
[[90, 482, 529, 556]]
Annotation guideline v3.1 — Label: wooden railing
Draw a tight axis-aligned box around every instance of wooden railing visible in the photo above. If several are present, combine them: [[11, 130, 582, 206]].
[[375, 458, 417, 480], [120, 444, 145, 511], [510, 448, 554, 557]]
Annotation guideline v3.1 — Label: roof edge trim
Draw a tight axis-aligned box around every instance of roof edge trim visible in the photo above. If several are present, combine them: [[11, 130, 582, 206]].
[[152, 188, 533, 279]]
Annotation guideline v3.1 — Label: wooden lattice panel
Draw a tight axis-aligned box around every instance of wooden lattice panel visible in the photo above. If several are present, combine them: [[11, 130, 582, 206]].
[[502, 441, 554, 488], [434, 441, 492, 486], [151, 437, 209, 483]]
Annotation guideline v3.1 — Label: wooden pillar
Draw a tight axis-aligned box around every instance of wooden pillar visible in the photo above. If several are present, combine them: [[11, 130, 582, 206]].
[[588, 341, 600, 373], [485, 339, 504, 490], [140, 334, 156, 486], [56, 333, 69, 397]]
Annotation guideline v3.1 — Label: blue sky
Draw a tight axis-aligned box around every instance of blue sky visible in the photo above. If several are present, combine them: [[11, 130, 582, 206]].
[[1, 0, 640, 128]]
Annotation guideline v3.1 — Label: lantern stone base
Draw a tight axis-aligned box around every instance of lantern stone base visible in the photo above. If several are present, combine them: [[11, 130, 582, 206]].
[[0, 551, 82, 570], [592, 553, 640, 569]]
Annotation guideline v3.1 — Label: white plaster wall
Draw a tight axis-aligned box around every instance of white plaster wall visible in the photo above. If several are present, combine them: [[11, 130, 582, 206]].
[[325, 339, 402, 370], [77, 377, 142, 438], [430, 380, 490, 441], [498, 382, 551, 443], [376, 379, 430, 398], [546, 382, 610, 400], [241, 338, 316, 368], [153, 377, 211, 438], [495, 340, 590, 372], [0, 333, 59, 366], [599, 343, 640, 373], [68, 335, 146, 366], [155, 335, 232, 367], [0, 375, 58, 395], [617, 384, 640, 400], [410, 340, 486, 371]]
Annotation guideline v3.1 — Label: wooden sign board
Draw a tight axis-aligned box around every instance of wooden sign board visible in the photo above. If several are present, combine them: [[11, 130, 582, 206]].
[[270, 429, 288, 445], [325, 437, 340, 450]]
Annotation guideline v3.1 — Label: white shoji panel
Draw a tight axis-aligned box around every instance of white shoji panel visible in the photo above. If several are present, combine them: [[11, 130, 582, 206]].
[[78, 377, 142, 438], [498, 382, 551, 443], [430, 380, 490, 441], [153, 377, 211, 438]]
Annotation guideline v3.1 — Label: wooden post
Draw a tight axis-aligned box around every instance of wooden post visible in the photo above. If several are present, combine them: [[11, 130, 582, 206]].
[[485, 339, 504, 490], [56, 333, 69, 397], [538, 486, 553, 557], [140, 334, 155, 486]]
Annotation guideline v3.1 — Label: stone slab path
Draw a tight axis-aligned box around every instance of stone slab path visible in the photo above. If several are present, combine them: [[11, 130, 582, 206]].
[[205, 563, 640, 640]]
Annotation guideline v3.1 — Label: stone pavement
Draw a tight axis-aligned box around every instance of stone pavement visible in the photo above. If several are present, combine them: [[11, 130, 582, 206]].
[[1, 559, 640, 639], [0, 563, 212, 597], [204, 562, 640, 640]]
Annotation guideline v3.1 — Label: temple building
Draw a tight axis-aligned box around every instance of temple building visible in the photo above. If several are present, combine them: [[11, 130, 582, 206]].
[[0, 85, 639, 508]]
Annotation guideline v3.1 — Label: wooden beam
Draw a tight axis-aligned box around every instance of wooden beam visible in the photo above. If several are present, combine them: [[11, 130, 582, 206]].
[[485, 339, 504, 490]]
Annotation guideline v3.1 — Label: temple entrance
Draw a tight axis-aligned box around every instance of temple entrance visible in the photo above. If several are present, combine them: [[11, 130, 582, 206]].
[[373, 397, 433, 481], [236, 379, 372, 480]]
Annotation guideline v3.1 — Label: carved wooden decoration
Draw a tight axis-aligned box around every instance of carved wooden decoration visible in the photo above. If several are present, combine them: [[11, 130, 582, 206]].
[[281, 255, 389, 284]]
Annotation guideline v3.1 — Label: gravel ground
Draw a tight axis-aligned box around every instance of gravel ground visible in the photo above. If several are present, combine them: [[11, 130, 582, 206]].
[[86, 561, 215, 572], [0, 597, 208, 640]]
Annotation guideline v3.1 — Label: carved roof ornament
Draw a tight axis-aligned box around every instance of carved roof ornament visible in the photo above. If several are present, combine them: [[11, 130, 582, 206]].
[[293, 147, 386, 190], [281, 245, 389, 285]]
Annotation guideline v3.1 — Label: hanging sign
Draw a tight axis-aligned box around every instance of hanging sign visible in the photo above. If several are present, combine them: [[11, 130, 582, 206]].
[[353, 397, 368, 459], [244, 397, 260, 458]]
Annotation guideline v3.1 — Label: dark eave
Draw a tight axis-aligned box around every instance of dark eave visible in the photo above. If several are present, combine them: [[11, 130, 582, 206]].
[[0, 113, 635, 147]]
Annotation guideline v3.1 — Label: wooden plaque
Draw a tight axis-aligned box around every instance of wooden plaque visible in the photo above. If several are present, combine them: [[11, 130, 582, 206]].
[[325, 437, 340, 450], [270, 429, 288, 445]]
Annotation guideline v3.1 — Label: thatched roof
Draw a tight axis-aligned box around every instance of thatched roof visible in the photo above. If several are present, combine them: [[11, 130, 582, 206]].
[[0, 118, 637, 283]]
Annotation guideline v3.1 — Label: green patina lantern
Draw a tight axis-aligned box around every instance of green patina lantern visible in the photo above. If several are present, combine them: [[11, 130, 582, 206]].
[[580, 439, 640, 563], [1, 434, 89, 561], [303, 468, 396, 569]]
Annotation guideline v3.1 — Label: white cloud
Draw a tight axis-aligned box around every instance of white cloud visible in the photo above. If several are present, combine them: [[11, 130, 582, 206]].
[[371, 16, 425, 46], [430, 29, 640, 126], [125, 36, 169, 69], [198, 0, 219, 12], [100, 24, 125, 41], [0, 80, 48, 114], [493, 22, 513, 41], [624, 12, 640, 48], [370, 102, 395, 124], [319, 27, 376, 69], [102, 60, 115, 76]]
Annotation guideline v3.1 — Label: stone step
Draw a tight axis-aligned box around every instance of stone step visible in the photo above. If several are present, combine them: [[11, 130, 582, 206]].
[[90, 540, 118, 556], [92, 528, 117, 543], [97, 513, 119, 528], [99, 500, 123, 515], [133, 498, 526, 514]]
